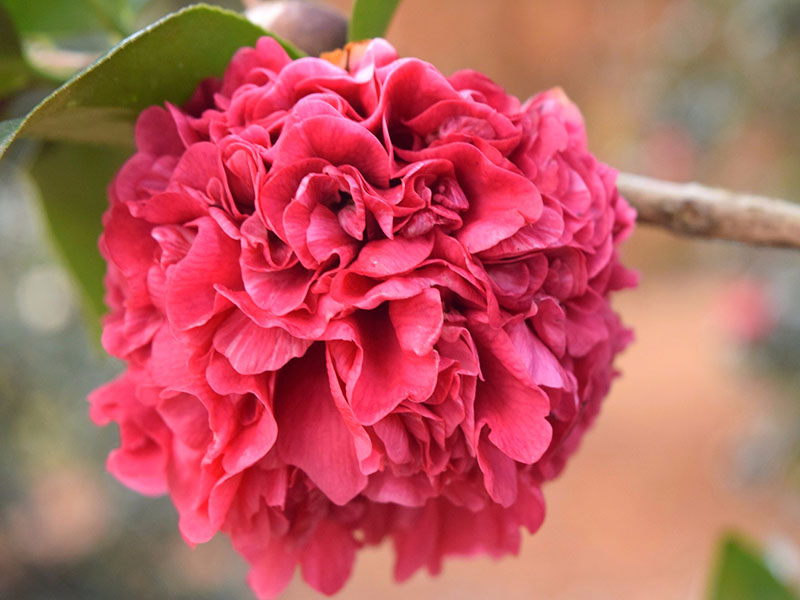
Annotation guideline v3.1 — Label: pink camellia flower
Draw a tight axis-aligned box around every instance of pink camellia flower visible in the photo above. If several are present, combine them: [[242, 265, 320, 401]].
[[89, 37, 637, 598]]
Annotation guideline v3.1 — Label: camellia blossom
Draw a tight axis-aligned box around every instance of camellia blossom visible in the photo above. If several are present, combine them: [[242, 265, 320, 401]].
[[90, 37, 637, 598]]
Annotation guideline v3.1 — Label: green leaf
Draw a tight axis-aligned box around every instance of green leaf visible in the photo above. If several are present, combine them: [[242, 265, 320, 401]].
[[1, 3, 304, 324], [1, 4, 303, 156], [29, 142, 131, 323], [0, 5, 32, 97], [349, 0, 401, 41], [708, 534, 798, 600]]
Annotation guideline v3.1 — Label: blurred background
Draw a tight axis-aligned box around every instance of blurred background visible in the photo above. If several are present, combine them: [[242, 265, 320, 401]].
[[1, 0, 799, 598]]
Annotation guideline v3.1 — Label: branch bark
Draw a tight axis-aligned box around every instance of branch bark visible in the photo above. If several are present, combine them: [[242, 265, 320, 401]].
[[617, 173, 800, 249]]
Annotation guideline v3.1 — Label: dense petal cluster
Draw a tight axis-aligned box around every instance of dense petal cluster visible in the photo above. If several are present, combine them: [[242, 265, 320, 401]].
[[90, 38, 637, 597]]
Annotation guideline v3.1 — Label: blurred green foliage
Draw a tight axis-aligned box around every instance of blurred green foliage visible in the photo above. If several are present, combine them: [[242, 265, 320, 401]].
[[709, 534, 798, 600], [1, 0, 140, 38], [349, 0, 400, 41], [0, 6, 33, 97], [30, 143, 130, 323]]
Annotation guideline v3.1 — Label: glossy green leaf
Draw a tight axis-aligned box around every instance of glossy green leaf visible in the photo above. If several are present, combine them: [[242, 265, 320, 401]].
[[0, 5, 32, 97], [708, 534, 798, 600], [348, 0, 401, 41], [29, 142, 131, 324], [1, 3, 303, 157]]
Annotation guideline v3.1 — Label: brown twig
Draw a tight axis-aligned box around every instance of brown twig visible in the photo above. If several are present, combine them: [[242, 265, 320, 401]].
[[617, 173, 800, 249]]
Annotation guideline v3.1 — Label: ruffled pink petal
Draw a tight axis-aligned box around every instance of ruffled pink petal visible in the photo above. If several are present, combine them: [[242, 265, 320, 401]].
[[335, 309, 439, 425], [324, 344, 381, 474], [213, 310, 312, 374], [473, 323, 553, 464], [158, 391, 211, 449], [271, 115, 391, 187], [363, 470, 436, 507], [246, 536, 296, 600], [257, 158, 328, 240], [505, 318, 566, 389], [349, 233, 434, 278], [275, 346, 367, 504], [476, 431, 518, 506], [388, 287, 443, 356], [106, 399, 171, 496], [165, 217, 241, 330], [242, 263, 315, 316], [299, 520, 357, 595], [392, 501, 440, 581], [135, 106, 185, 156]]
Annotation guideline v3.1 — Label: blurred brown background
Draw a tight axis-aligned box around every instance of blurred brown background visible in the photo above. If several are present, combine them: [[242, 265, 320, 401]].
[[1, 0, 799, 598]]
